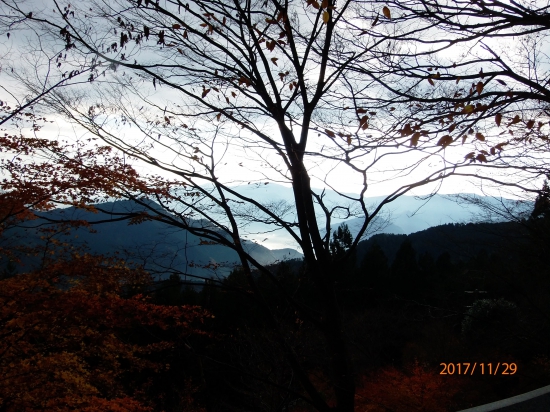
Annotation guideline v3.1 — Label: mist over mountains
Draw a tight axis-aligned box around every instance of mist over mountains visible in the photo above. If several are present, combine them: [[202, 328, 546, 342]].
[[3, 184, 532, 280]]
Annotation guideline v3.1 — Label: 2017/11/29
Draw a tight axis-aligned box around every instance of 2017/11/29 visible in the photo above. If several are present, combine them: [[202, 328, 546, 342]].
[[440, 363, 517, 375]]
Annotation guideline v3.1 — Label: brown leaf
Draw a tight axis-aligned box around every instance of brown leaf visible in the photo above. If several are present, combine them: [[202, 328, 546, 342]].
[[271, 57, 278, 66], [410, 132, 421, 147], [347, 136, 352, 145], [495, 113, 502, 127], [360, 116, 369, 130], [325, 129, 335, 138], [172, 23, 181, 29], [323, 11, 330, 23], [428, 78, 435, 86], [476, 81, 484, 95], [202, 88, 211, 98], [382, 6, 391, 19], [510, 115, 521, 125], [476, 153, 487, 163], [400, 123, 413, 136], [526, 119, 535, 129], [437, 135, 453, 147], [475, 132, 485, 141]]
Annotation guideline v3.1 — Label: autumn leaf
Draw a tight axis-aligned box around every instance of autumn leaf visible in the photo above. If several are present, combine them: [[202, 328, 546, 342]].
[[437, 135, 453, 147], [347, 136, 352, 145], [463, 105, 474, 114], [271, 57, 278, 66], [526, 119, 535, 129], [359, 116, 369, 130], [410, 132, 421, 147], [325, 129, 335, 138], [202, 88, 211, 98], [476, 153, 487, 162], [382, 6, 391, 19], [428, 77, 435, 86], [476, 81, 484, 95], [172, 23, 181, 29], [495, 113, 502, 127], [400, 123, 413, 136], [323, 11, 330, 23], [510, 114, 521, 125]]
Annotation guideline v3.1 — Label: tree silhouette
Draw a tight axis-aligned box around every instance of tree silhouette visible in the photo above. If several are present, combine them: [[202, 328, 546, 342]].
[[0, 0, 548, 409]]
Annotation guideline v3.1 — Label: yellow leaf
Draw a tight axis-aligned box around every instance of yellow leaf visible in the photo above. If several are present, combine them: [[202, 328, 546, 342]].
[[463, 105, 474, 114], [382, 6, 391, 19], [323, 11, 330, 23]]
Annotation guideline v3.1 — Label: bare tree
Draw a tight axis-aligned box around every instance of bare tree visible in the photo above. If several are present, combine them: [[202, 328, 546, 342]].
[[1, 0, 548, 410]]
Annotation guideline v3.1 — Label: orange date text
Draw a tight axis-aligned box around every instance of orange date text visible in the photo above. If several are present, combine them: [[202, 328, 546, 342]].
[[439, 362, 517, 375]]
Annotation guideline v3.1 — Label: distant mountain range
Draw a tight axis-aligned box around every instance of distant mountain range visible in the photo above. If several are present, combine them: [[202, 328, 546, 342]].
[[226, 184, 532, 248], [3, 199, 301, 280], [2, 185, 533, 280]]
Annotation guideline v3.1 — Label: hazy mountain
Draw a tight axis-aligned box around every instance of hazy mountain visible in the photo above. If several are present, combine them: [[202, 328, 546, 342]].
[[227, 184, 532, 246], [3, 199, 303, 280], [3, 186, 532, 280]]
